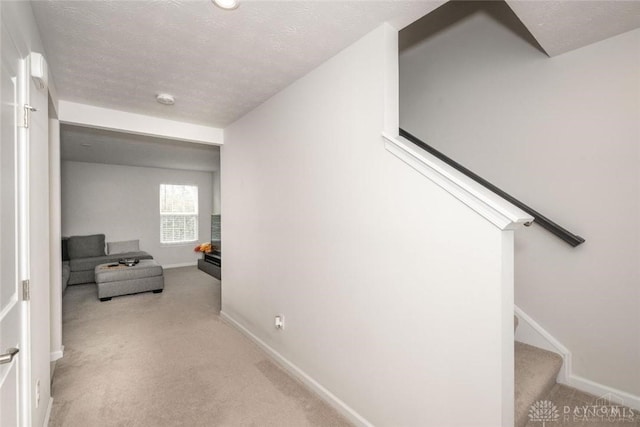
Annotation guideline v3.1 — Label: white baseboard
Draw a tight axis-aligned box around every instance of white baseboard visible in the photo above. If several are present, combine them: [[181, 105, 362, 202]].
[[50, 346, 64, 362], [162, 261, 197, 269], [565, 375, 640, 412], [43, 397, 53, 427], [514, 305, 640, 411], [219, 311, 373, 427], [514, 305, 571, 382]]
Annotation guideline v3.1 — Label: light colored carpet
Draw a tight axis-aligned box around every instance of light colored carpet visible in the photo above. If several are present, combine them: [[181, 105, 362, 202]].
[[49, 266, 351, 427], [515, 341, 564, 427], [524, 383, 640, 427]]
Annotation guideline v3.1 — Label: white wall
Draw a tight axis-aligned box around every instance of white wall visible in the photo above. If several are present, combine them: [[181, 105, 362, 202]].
[[61, 161, 213, 268], [399, 2, 640, 395], [49, 118, 62, 363], [222, 24, 516, 426], [212, 170, 221, 215], [1, 1, 54, 425]]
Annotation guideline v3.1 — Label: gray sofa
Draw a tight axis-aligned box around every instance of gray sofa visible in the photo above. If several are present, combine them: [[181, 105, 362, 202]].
[[63, 234, 153, 286]]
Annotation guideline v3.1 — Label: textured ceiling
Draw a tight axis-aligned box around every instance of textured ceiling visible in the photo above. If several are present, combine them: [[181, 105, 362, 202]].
[[32, 1, 640, 128], [61, 125, 220, 172], [32, 0, 442, 127], [506, 0, 640, 57]]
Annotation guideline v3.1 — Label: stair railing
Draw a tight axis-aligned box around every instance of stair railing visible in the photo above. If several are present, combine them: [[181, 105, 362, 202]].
[[399, 128, 585, 247]]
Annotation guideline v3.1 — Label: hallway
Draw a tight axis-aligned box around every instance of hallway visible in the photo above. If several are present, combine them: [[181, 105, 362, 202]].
[[50, 267, 350, 427]]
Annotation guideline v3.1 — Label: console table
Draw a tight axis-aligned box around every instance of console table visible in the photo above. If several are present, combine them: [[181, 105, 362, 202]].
[[198, 252, 221, 279]]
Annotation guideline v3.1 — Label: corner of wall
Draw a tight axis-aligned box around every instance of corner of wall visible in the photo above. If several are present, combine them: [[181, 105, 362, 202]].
[[382, 23, 399, 137]]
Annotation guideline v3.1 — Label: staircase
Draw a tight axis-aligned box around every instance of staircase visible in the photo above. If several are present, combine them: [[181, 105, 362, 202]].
[[390, 130, 574, 425], [514, 315, 563, 427]]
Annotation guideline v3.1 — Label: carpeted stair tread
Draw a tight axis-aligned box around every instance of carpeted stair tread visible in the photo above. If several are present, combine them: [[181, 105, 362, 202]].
[[515, 341, 563, 427]]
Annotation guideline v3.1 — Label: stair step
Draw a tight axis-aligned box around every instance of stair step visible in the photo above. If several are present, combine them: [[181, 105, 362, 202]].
[[514, 314, 519, 332], [515, 341, 563, 427]]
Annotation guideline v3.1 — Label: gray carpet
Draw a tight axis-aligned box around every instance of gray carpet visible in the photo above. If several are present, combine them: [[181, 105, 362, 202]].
[[49, 266, 351, 427]]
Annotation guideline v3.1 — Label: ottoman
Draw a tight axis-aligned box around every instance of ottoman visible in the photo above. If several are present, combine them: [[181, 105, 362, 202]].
[[95, 260, 164, 301]]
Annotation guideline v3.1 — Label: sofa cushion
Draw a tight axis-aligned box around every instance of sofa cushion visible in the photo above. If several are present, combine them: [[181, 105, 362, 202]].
[[107, 239, 139, 254], [67, 234, 106, 259], [69, 251, 153, 273]]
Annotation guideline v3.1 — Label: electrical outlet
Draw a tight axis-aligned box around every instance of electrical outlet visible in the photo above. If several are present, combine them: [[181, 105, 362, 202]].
[[35, 379, 40, 408], [274, 315, 285, 330]]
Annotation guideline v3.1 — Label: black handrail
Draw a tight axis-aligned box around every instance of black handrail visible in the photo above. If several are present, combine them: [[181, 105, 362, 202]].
[[399, 128, 585, 247]]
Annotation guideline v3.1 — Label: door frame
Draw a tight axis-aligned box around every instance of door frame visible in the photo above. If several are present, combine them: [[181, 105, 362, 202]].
[[0, 17, 32, 426], [17, 34, 32, 427]]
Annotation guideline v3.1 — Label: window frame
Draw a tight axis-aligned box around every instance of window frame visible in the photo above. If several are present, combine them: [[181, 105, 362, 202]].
[[159, 184, 199, 245]]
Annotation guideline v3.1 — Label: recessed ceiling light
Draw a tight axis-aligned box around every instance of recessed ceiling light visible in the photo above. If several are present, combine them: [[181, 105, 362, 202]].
[[212, 0, 239, 10], [156, 93, 175, 105]]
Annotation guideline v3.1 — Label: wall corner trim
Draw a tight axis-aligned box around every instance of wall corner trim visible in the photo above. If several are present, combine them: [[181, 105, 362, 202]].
[[383, 132, 533, 230], [219, 311, 374, 427]]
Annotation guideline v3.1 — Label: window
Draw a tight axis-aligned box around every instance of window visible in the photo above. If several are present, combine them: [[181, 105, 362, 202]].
[[160, 184, 198, 244]]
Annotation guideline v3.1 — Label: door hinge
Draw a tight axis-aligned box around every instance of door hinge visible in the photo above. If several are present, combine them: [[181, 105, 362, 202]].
[[22, 279, 30, 301], [19, 104, 37, 129]]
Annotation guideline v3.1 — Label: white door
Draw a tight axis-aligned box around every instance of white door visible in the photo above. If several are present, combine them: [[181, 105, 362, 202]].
[[0, 24, 27, 427]]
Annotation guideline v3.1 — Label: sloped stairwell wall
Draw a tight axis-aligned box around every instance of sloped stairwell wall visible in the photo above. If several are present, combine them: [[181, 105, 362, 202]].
[[222, 24, 517, 426], [399, 1, 640, 397]]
